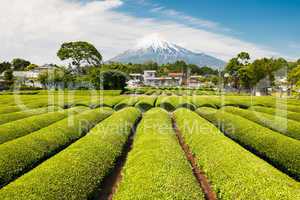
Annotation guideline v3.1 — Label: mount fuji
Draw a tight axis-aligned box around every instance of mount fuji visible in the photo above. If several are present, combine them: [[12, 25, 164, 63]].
[[109, 35, 226, 69]]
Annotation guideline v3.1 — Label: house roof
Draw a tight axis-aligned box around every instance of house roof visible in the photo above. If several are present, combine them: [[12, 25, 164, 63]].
[[168, 73, 183, 77], [130, 73, 142, 76]]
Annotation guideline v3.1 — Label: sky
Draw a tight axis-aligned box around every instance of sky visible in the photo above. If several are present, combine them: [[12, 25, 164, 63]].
[[0, 0, 299, 65]]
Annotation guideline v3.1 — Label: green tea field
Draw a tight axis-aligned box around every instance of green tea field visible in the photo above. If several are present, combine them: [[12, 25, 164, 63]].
[[0, 92, 299, 200]]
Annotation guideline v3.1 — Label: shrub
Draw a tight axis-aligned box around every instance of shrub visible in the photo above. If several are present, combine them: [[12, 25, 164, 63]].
[[0, 107, 113, 186], [173, 108, 300, 199], [251, 105, 300, 121], [135, 96, 157, 112], [114, 97, 140, 110], [90, 69, 127, 90], [176, 97, 197, 111], [0, 106, 62, 125], [222, 106, 300, 140], [144, 89, 155, 95], [155, 96, 181, 111], [276, 104, 300, 113], [0, 100, 55, 114], [113, 108, 204, 200], [0, 107, 141, 200], [191, 96, 220, 108], [79, 96, 126, 108], [0, 106, 89, 144], [196, 107, 300, 180]]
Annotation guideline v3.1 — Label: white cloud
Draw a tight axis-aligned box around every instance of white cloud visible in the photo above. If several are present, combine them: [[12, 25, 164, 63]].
[[0, 0, 281, 65], [150, 6, 222, 31]]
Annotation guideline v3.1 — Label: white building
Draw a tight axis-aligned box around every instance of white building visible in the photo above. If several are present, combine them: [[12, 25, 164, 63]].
[[127, 73, 143, 88], [0, 64, 53, 88], [143, 70, 182, 87], [188, 75, 202, 88]]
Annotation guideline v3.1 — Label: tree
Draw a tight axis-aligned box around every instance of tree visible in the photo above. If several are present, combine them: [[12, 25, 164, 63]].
[[209, 75, 220, 86], [225, 58, 242, 89], [197, 66, 218, 76], [238, 67, 254, 90], [25, 64, 39, 71], [88, 68, 127, 90], [38, 67, 75, 89], [288, 65, 300, 88], [57, 41, 102, 73], [225, 52, 251, 89], [0, 62, 12, 74], [3, 69, 14, 87], [237, 52, 250, 65], [11, 58, 31, 71]]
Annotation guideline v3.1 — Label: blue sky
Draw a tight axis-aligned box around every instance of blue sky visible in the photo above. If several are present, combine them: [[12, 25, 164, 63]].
[[117, 0, 300, 59], [0, 0, 299, 64]]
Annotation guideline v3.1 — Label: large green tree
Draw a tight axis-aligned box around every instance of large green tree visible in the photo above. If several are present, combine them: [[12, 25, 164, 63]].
[[25, 64, 39, 71], [288, 65, 300, 88], [11, 58, 31, 71], [225, 52, 250, 90], [57, 41, 102, 73], [3, 69, 14, 87], [0, 62, 12, 74], [88, 68, 127, 90], [38, 67, 75, 89]]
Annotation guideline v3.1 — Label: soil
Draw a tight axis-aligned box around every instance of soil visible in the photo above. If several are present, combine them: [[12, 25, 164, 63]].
[[94, 117, 141, 200], [172, 116, 217, 200]]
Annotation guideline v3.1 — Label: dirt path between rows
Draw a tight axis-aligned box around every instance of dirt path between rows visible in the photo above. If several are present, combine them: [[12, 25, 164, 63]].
[[95, 117, 141, 200], [171, 116, 217, 200]]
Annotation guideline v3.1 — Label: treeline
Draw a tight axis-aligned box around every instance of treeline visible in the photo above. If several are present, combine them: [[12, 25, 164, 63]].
[[0, 58, 39, 88], [1, 40, 300, 94], [224, 52, 300, 94], [1, 41, 219, 90], [102, 60, 218, 76]]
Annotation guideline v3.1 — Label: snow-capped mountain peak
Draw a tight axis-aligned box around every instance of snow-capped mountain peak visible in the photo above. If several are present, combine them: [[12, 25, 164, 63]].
[[135, 34, 180, 52], [110, 34, 226, 69]]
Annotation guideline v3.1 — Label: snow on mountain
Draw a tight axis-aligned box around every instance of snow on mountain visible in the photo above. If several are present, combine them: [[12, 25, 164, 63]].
[[109, 34, 226, 69]]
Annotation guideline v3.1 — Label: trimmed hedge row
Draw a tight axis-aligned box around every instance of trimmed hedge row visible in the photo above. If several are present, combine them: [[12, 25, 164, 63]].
[[89, 96, 126, 108], [196, 107, 300, 180], [276, 104, 300, 113], [155, 96, 181, 111], [0, 101, 57, 114], [251, 105, 300, 121], [134, 96, 157, 112], [0, 105, 32, 114], [114, 97, 141, 110], [176, 97, 197, 111], [0, 106, 63, 125], [0, 107, 141, 200], [73, 96, 126, 108], [223, 106, 300, 140], [191, 96, 220, 108], [173, 108, 300, 199], [0, 106, 89, 145], [113, 108, 204, 200], [0, 107, 113, 186]]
